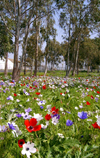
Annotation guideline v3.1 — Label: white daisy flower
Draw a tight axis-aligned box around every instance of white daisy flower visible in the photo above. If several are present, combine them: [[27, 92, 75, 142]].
[[41, 121, 49, 129], [33, 113, 43, 122], [75, 107, 78, 110], [58, 133, 64, 138], [52, 117, 59, 125], [60, 108, 64, 111], [97, 116, 100, 126]]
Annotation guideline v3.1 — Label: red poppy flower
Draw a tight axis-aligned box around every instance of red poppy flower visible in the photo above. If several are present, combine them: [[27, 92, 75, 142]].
[[86, 101, 90, 105], [42, 85, 46, 90], [64, 81, 66, 83], [33, 87, 36, 89], [93, 86, 96, 89], [35, 85, 37, 87], [36, 92, 40, 95], [18, 139, 25, 148], [45, 114, 51, 121], [91, 95, 94, 99], [29, 86, 32, 89], [24, 118, 41, 132], [14, 93, 17, 97], [97, 91, 100, 94], [60, 93, 62, 95], [92, 122, 100, 129], [51, 106, 59, 115]]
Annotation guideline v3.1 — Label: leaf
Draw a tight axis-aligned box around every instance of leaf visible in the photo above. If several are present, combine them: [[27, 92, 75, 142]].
[[95, 104, 100, 109], [46, 147, 53, 158], [92, 145, 99, 149], [63, 138, 80, 148], [83, 145, 89, 152], [82, 153, 94, 158]]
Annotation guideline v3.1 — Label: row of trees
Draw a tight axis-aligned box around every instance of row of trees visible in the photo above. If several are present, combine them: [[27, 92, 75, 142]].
[[0, 0, 100, 81]]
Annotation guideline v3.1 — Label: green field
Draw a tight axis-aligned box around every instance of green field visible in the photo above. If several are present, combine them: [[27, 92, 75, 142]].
[[0, 73, 100, 158]]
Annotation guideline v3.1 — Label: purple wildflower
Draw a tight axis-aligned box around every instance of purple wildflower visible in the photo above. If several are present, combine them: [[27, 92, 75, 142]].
[[7, 96, 10, 100], [12, 80, 15, 83], [66, 120, 73, 126], [26, 84, 29, 87], [40, 106, 44, 109], [51, 114, 60, 119], [0, 82, 4, 85], [78, 111, 88, 119], [33, 81, 39, 87], [16, 113, 22, 118], [25, 108, 32, 113], [21, 112, 31, 119], [66, 111, 71, 114], [95, 97, 99, 102], [0, 125, 7, 132], [8, 123, 16, 130]]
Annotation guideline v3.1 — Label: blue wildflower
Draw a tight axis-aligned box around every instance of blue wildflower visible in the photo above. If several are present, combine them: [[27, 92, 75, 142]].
[[66, 120, 73, 126], [25, 108, 32, 113], [78, 111, 88, 119], [16, 113, 22, 118], [8, 123, 16, 130], [40, 106, 44, 109]]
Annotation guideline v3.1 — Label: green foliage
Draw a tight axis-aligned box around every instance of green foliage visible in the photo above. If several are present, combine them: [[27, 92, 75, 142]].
[[0, 20, 13, 57]]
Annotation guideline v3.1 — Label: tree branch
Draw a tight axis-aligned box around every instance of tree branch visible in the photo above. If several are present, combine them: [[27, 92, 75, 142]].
[[1, 14, 15, 37]]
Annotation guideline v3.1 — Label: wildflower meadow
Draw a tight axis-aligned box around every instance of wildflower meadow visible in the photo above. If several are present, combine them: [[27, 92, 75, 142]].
[[0, 74, 100, 158]]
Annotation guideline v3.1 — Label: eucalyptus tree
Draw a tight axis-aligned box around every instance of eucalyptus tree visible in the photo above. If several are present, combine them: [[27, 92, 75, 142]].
[[0, 0, 50, 80], [40, 0, 56, 75], [0, 20, 13, 76], [55, 0, 76, 76], [45, 39, 62, 70], [0, 0, 35, 80], [26, 34, 43, 76], [55, 0, 91, 76]]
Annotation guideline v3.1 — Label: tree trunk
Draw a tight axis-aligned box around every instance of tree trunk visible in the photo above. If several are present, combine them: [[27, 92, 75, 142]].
[[66, 0, 73, 77], [12, 0, 21, 80], [66, 47, 69, 76], [12, 8, 33, 82], [30, 58, 34, 76], [68, 64, 72, 76], [87, 65, 90, 73], [77, 59, 79, 75], [91, 66, 92, 72], [72, 48, 76, 76], [4, 52, 8, 76], [73, 38, 80, 76], [34, 15, 38, 76], [44, 55, 48, 76], [24, 53, 26, 75]]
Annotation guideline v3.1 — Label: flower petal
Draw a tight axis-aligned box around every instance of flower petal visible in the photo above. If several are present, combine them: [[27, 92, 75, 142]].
[[30, 118, 37, 127], [24, 120, 30, 127], [33, 125, 41, 131]]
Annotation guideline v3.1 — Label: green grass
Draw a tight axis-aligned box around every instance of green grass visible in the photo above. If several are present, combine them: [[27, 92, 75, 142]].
[[0, 70, 100, 78], [0, 74, 100, 157]]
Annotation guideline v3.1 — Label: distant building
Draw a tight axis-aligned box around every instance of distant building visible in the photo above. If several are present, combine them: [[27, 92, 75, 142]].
[[0, 58, 13, 70]]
